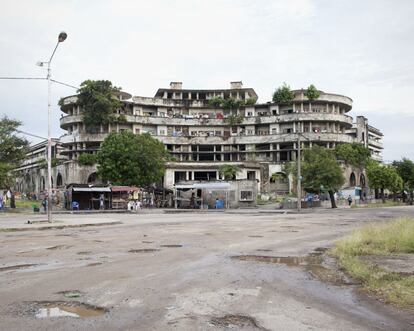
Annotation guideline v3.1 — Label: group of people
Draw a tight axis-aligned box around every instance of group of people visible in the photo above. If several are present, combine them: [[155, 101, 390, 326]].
[[0, 190, 12, 209]]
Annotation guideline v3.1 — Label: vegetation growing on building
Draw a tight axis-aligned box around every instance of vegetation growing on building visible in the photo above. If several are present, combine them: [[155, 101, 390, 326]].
[[304, 84, 320, 101], [272, 83, 295, 104], [78, 153, 97, 166], [218, 164, 240, 180], [76, 80, 123, 131]]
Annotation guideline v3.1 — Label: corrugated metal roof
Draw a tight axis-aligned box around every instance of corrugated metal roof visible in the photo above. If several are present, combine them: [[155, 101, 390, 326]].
[[72, 187, 111, 192], [175, 182, 231, 190]]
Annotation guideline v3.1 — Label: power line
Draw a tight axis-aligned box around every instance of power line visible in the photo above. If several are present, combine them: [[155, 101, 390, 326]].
[[0, 77, 46, 80], [50, 79, 78, 90], [0, 76, 78, 89]]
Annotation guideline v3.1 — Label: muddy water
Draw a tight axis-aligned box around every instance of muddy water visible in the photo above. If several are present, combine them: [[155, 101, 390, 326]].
[[232, 254, 350, 286], [129, 249, 160, 253], [232, 255, 316, 266], [160, 244, 182, 248], [35, 302, 106, 318], [0, 264, 38, 272]]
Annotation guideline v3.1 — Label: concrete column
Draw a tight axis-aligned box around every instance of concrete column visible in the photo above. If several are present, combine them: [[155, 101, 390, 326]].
[[216, 171, 220, 180], [301, 103, 304, 112], [326, 142, 330, 148], [276, 152, 280, 162], [186, 172, 189, 181], [293, 122, 296, 132], [309, 122, 312, 132]]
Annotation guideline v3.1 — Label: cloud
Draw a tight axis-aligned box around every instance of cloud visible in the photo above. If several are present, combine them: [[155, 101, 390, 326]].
[[0, 0, 412, 161]]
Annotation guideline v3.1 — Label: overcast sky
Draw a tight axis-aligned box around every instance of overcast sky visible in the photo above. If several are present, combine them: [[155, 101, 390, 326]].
[[1, 0, 413, 162]]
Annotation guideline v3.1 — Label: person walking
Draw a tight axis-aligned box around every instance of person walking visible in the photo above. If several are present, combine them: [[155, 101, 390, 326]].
[[99, 194, 105, 210], [347, 195, 353, 207]]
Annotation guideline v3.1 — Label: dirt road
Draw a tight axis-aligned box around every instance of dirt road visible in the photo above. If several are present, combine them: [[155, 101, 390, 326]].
[[1, 207, 413, 330]]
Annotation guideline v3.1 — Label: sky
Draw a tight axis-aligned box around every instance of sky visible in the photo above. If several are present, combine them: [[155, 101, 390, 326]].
[[0, 0, 413, 162]]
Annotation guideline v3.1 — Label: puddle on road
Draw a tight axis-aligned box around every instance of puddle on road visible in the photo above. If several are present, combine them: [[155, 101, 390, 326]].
[[35, 301, 106, 318], [142, 241, 154, 244], [257, 249, 272, 252], [77, 251, 92, 255], [160, 244, 183, 248], [129, 249, 160, 253], [232, 253, 349, 286], [232, 255, 313, 266], [0, 264, 38, 272], [86, 262, 103, 267], [210, 314, 267, 330], [248, 235, 264, 238], [47, 245, 71, 250]]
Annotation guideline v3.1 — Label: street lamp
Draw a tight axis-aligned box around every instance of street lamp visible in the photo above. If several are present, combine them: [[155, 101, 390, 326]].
[[37, 32, 67, 223], [296, 129, 311, 213]]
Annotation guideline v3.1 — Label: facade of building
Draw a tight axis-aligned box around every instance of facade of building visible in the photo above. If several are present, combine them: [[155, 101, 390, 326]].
[[15, 81, 383, 198]]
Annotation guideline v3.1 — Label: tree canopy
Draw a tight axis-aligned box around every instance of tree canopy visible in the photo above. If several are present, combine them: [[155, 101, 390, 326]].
[[392, 158, 414, 204], [76, 80, 123, 131], [218, 164, 240, 180], [96, 131, 168, 187], [366, 161, 403, 202], [335, 143, 371, 169], [272, 83, 295, 104], [302, 145, 345, 208], [0, 117, 29, 188], [304, 84, 320, 101]]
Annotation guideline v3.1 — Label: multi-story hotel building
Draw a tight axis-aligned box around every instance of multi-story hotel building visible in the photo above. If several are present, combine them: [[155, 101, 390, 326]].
[[16, 81, 383, 196]]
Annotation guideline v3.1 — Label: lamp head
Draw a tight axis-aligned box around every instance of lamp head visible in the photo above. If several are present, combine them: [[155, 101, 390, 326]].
[[58, 32, 67, 43]]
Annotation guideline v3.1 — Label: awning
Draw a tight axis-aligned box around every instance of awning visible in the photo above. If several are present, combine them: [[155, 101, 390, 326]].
[[111, 186, 139, 192], [72, 187, 111, 192], [175, 182, 231, 190]]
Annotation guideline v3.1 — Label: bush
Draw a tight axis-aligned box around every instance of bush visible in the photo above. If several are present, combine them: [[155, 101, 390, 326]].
[[272, 83, 295, 104], [78, 153, 97, 166]]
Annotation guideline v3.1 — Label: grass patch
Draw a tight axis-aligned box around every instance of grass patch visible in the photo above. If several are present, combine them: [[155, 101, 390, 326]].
[[15, 200, 41, 208], [351, 201, 405, 208], [330, 217, 414, 308]]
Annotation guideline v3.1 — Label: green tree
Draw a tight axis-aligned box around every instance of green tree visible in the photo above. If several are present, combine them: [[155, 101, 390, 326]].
[[0, 117, 29, 188], [208, 96, 224, 108], [301, 146, 345, 208], [222, 98, 245, 110], [366, 162, 403, 203], [245, 97, 258, 106], [392, 158, 414, 204], [218, 164, 240, 180], [78, 153, 97, 166], [304, 84, 321, 101], [76, 80, 123, 131], [335, 143, 371, 169], [272, 83, 295, 104], [97, 131, 168, 186]]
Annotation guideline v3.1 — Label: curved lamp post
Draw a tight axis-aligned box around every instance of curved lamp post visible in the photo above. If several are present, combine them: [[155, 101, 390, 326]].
[[37, 32, 67, 222]]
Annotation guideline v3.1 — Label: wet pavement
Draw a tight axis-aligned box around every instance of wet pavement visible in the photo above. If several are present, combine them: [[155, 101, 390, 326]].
[[0, 206, 413, 330]]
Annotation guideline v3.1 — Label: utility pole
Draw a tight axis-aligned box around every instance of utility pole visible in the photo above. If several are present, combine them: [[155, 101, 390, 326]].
[[37, 32, 67, 223], [297, 132, 301, 213]]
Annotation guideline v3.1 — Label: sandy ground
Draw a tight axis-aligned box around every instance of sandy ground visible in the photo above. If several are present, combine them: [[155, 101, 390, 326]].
[[0, 206, 413, 331]]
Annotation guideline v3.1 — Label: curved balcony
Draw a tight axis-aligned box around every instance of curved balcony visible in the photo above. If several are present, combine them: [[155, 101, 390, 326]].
[[59, 133, 108, 144], [60, 113, 353, 129], [368, 139, 383, 149], [156, 132, 354, 145], [292, 92, 353, 109], [59, 131, 353, 147]]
